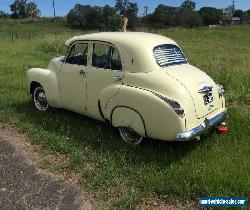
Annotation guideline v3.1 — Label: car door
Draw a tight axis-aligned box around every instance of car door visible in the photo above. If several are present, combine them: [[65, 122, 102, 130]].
[[86, 41, 123, 119], [59, 42, 89, 114]]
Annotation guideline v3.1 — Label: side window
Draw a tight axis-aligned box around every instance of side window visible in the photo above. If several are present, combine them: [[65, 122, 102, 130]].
[[66, 43, 88, 65], [92, 43, 122, 71], [111, 47, 122, 70]]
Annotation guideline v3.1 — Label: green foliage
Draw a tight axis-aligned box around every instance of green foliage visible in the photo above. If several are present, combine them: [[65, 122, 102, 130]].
[[103, 5, 118, 31], [115, 0, 138, 17], [188, 12, 203, 27], [143, 4, 202, 29], [67, 4, 121, 31], [245, 10, 250, 16], [37, 37, 65, 55], [10, 0, 27, 18], [234, 9, 244, 18], [199, 7, 223, 25], [178, 8, 203, 28], [0, 11, 9, 18], [151, 5, 179, 27], [241, 10, 250, 24], [10, 0, 40, 19], [65, 0, 249, 30], [26, 1, 40, 18], [180, 0, 196, 11]]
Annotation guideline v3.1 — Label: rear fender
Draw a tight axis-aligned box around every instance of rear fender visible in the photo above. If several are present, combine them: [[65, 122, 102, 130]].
[[104, 85, 185, 141]]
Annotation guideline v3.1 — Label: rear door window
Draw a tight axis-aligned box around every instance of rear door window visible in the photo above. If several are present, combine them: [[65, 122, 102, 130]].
[[92, 43, 122, 71]]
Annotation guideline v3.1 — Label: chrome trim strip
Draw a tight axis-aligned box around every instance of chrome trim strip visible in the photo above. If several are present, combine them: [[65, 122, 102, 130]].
[[176, 109, 228, 141]]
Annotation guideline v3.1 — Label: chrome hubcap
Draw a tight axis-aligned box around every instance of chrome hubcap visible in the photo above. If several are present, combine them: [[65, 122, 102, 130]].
[[119, 127, 143, 145], [34, 87, 48, 111]]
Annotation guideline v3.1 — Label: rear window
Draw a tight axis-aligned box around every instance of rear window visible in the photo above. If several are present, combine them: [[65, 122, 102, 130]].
[[153, 44, 187, 67]]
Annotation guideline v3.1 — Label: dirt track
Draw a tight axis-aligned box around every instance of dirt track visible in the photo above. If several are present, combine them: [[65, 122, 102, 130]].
[[0, 125, 92, 210]]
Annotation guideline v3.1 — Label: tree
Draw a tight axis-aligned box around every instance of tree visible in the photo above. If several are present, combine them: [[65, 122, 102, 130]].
[[10, 0, 40, 19], [26, 2, 40, 18], [0, 11, 9, 18], [242, 10, 250, 24], [199, 7, 223, 25], [180, 0, 196, 11], [115, 0, 138, 17], [115, 0, 138, 30], [189, 12, 202, 27], [152, 4, 179, 27], [67, 4, 89, 28], [224, 5, 235, 15], [10, 0, 27, 18], [245, 10, 250, 16], [128, 2, 138, 17], [234, 9, 244, 18], [141, 13, 155, 27], [67, 4, 102, 29], [103, 5, 118, 31], [143, 6, 148, 16], [178, 7, 193, 26], [179, 0, 196, 27], [67, 4, 120, 30]]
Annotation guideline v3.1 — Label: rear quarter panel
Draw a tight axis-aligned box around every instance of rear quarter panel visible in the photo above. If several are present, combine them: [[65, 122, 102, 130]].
[[104, 85, 186, 141]]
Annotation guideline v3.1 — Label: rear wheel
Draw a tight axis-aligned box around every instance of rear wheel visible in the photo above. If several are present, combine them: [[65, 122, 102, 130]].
[[33, 86, 49, 111], [119, 127, 143, 145]]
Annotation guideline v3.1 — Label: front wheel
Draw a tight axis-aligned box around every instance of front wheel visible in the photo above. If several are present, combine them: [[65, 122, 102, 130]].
[[118, 127, 143, 145], [33, 86, 49, 111]]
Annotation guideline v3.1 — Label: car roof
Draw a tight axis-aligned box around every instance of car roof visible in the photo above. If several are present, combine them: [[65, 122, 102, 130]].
[[65, 32, 177, 48]]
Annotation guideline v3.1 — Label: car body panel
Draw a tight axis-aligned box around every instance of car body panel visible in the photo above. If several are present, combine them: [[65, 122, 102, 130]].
[[104, 85, 186, 140], [85, 67, 123, 120], [27, 32, 227, 142], [59, 62, 87, 114], [166, 64, 221, 119], [27, 68, 61, 108], [83, 40, 124, 120]]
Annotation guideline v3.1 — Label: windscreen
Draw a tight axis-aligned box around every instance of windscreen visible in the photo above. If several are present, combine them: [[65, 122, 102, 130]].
[[153, 44, 187, 67]]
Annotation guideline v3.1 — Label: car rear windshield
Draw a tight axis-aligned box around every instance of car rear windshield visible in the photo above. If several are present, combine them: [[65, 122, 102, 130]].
[[153, 44, 187, 67]]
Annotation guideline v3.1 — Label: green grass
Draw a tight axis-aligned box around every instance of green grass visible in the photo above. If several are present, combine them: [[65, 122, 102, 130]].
[[0, 20, 249, 209]]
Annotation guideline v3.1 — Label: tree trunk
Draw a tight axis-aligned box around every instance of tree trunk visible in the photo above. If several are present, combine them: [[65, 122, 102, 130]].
[[122, 16, 128, 32]]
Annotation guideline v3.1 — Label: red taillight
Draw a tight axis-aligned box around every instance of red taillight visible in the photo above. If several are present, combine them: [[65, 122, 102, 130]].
[[217, 122, 228, 135]]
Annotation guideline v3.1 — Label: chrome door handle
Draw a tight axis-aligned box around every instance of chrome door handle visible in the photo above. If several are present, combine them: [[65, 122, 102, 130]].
[[79, 70, 86, 77], [114, 76, 122, 82]]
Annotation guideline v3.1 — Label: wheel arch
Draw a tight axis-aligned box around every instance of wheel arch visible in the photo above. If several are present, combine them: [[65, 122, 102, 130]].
[[30, 81, 42, 94], [98, 100, 105, 120], [110, 106, 147, 137], [27, 68, 61, 108]]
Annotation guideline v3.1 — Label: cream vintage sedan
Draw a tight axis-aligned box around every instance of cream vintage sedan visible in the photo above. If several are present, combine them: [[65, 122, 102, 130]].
[[27, 32, 227, 145]]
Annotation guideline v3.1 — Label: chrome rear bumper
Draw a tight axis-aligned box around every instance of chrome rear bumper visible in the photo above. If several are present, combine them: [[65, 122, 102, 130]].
[[176, 109, 228, 141]]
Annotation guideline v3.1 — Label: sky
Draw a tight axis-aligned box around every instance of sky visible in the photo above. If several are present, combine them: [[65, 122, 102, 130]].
[[1, 0, 250, 17]]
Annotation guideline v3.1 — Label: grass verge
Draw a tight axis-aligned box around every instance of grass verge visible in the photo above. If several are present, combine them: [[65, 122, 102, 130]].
[[0, 21, 249, 209]]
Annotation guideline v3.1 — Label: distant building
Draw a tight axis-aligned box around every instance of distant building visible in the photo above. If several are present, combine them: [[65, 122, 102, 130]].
[[231, 17, 241, 24], [222, 15, 241, 25], [209, 25, 217, 28]]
